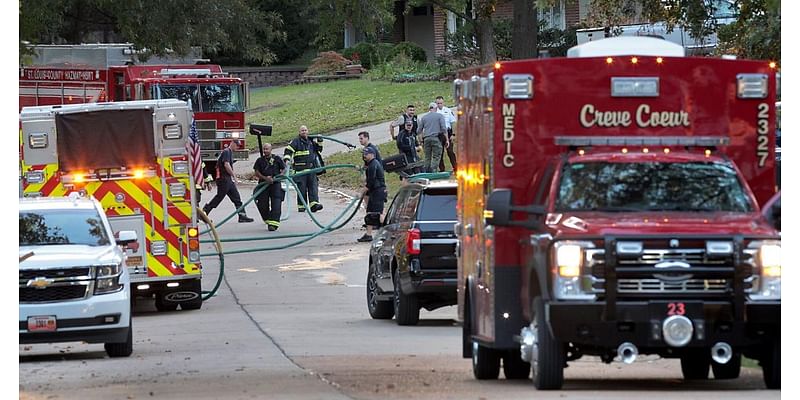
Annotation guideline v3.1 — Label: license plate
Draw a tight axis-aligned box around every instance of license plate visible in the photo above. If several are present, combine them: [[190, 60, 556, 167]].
[[27, 315, 57, 332]]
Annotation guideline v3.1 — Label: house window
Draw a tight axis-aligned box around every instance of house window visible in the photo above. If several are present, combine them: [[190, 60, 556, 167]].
[[538, 1, 565, 30], [412, 6, 431, 16], [447, 10, 466, 34]]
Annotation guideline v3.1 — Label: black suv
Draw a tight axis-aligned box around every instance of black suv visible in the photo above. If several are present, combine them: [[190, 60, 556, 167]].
[[366, 178, 458, 325]]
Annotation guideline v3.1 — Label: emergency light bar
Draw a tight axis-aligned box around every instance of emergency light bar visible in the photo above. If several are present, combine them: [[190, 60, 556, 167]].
[[159, 69, 214, 76], [554, 136, 729, 147]]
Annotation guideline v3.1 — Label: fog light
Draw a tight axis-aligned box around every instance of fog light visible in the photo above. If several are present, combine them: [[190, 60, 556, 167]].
[[662, 315, 693, 347]]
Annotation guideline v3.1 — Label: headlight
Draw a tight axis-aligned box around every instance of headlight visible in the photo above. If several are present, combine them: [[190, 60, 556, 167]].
[[95, 264, 123, 294], [552, 241, 595, 300], [749, 241, 781, 300]]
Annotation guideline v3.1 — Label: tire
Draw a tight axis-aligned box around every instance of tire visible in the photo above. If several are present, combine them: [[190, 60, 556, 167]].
[[711, 352, 741, 379], [155, 293, 178, 312], [762, 340, 780, 389], [680, 352, 710, 380], [179, 280, 203, 311], [105, 319, 133, 358], [503, 348, 531, 379], [530, 296, 565, 390], [393, 268, 419, 326], [472, 340, 501, 380], [367, 261, 394, 319]]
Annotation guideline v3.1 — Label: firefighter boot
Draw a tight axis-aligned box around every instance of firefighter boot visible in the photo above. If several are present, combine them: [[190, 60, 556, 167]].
[[310, 203, 323, 213], [238, 212, 254, 223]]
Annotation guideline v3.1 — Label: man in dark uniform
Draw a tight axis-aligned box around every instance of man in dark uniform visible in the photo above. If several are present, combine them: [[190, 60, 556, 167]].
[[253, 143, 286, 231], [358, 146, 387, 243], [284, 125, 324, 213], [396, 120, 421, 175], [202, 140, 254, 222]]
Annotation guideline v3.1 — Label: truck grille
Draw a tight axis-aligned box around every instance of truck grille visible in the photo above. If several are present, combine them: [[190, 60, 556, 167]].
[[19, 267, 91, 281], [19, 267, 93, 303], [585, 245, 755, 296], [20, 285, 88, 302]]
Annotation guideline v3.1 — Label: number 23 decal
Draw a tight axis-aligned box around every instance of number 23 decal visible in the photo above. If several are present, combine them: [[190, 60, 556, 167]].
[[667, 302, 686, 316]]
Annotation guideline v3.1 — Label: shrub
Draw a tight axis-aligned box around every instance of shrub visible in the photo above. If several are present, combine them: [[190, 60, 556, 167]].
[[392, 41, 428, 63], [342, 42, 393, 69], [303, 51, 352, 76]]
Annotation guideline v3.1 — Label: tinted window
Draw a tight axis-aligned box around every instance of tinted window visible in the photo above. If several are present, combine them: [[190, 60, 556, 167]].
[[400, 190, 421, 222], [556, 162, 754, 212], [20, 209, 110, 246], [417, 189, 457, 221], [385, 190, 409, 225]]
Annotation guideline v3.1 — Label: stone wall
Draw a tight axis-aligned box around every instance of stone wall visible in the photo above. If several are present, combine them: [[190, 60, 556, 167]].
[[225, 66, 307, 88]]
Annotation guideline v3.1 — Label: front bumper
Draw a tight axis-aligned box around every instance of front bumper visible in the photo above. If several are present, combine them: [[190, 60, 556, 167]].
[[548, 300, 779, 349], [19, 286, 131, 344]]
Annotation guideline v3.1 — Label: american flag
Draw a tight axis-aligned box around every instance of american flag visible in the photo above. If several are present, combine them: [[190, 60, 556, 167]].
[[186, 117, 203, 186]]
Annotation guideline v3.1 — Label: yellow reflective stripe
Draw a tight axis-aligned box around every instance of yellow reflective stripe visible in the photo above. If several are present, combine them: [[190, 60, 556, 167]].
[[286, 145, 295, 152], [95, 190, 174, 278], [295, 150, 311, 156]]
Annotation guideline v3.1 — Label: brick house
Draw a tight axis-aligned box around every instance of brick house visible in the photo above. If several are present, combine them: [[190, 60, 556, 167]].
[[386, 0, 590, 61]]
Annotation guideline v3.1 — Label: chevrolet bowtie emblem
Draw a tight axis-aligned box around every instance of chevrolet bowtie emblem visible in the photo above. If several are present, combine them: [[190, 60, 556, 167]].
[[27, 277, 54, 289]]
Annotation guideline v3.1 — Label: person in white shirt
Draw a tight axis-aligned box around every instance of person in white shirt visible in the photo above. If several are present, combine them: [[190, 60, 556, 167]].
[[435, 96, 457, 172]]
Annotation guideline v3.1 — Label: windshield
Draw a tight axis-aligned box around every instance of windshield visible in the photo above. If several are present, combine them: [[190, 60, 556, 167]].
[[150, 84, 244, 112], [20, 209, 110, 246], [555, 161, 754, 213], [151, 84, 200, 111], [417, 190, 457, 221]]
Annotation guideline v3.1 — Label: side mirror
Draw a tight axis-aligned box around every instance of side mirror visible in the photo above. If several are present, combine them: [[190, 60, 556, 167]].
[[116, 230, 139, 249], [771, 202, 781, 231], [485, 189, 513, 226]]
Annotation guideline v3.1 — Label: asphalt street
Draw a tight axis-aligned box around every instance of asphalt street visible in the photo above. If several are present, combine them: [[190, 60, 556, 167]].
[[19, 183, 779, 399]]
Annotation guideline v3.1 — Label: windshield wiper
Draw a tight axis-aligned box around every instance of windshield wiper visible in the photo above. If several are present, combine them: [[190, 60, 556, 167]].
[[571, 206, 642, 212]]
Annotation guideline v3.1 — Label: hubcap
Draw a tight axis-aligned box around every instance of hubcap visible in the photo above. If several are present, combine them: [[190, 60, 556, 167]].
[[393, 271, 400, 313], [531, 320, 540, 374], [368, 268, 379, 311], [472, 341, 479, 368]]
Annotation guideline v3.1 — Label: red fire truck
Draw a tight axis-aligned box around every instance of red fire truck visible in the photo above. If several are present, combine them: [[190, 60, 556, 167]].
[[19, 44, 250, 171], [20, 99, 203, 312], [454, 37, 780, 389]]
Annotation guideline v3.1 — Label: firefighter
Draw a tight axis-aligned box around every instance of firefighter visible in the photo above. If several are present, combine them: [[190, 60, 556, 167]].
[[202, 140, 255, 222], [358, 146, 386, 243], [253, 143, 286, 231], [284, 125, 324, 213]]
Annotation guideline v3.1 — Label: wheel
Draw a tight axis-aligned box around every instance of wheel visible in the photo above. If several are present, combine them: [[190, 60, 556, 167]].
[[105, 319, 133, 358], [179, 280, 203, 310], [155, 293, 178, 312], [472, 340, 501, 380], [503, 348, 530, 379], [712, 352, 741, 379], [530, 296, 565, 390], [366, 261, 394, 319], [680, 351, 710, 380], [762, 340, 780, 389], [393, 268, 419, 326]]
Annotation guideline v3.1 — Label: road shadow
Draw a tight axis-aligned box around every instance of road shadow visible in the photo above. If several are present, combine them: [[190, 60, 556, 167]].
[[19, 350, 106, 363]]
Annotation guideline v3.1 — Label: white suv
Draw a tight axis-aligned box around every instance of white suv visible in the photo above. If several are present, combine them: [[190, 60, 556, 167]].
[[19, 195, 136, 357]]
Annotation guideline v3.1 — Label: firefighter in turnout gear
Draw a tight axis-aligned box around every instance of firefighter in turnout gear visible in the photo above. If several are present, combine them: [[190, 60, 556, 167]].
[[284, 125, 324, 213], [202, 140, 255, 222], [253, 143, 286, 231]]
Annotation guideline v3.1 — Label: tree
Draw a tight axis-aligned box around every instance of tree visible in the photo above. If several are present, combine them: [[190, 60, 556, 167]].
[[312, 0, 395, 50], [19, 0, 284, 65], [512, 0, 538, 59], [585, 0, 780, 61], [716, 0, 780, 61]]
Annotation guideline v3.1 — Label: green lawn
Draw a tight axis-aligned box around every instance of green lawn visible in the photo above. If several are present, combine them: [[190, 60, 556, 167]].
[[319, 141, 453, 199], [246, 79, 451, 147]]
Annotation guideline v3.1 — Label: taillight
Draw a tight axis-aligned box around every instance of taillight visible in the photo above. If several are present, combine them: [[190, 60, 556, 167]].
[[406, 228, 421, 255], [188, 227, 199, 251]]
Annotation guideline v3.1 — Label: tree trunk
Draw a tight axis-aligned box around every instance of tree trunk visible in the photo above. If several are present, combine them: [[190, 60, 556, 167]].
[[512, 0, 538, 59], [475, 17, 496, 63]]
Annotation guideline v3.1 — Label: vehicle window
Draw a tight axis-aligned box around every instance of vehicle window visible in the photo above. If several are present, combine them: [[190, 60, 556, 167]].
[[385, 190, 409, 225], [151, 84, 200, 111], [555, 161, 754, 212], [20, 209, 110, 246], [417, 189, 457, 221], [200, 84, 244, 112], [399, 189, 421, 222]]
